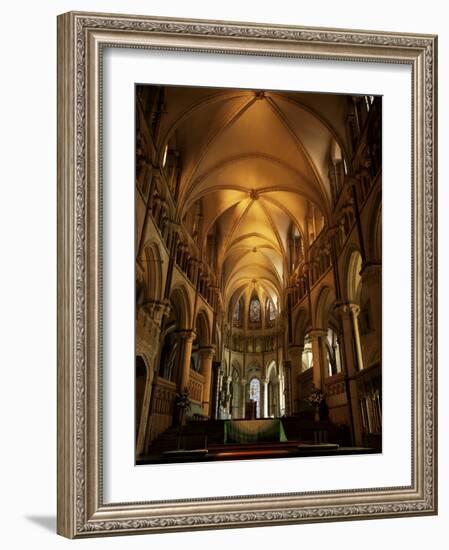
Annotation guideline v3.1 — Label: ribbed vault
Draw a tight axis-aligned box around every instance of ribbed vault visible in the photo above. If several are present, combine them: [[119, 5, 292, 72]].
[[156, 86, 350, 315]]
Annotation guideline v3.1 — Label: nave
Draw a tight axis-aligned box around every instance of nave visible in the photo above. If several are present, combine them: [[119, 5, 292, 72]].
[[135, 84, 382, 463]]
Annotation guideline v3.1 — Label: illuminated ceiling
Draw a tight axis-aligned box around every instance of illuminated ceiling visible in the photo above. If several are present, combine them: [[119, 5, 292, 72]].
[[157, 87, 350, 310]]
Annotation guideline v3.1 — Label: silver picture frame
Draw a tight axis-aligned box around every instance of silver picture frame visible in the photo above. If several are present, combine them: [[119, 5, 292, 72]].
[[57, 11, 437, 538]]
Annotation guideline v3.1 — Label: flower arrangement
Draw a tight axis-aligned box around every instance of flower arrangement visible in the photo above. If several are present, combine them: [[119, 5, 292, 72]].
[[306, 383, 325, 407], [175, 388, 191, 410]]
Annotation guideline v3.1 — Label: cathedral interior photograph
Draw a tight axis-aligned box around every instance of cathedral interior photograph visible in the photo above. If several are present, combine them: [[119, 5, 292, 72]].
[[134, 83, 382, 465]]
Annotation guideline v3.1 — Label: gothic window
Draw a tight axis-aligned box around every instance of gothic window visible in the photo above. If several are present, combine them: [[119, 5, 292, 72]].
[[249, 296, 261, 323], [302, 335, 313, 372], [269, 299, 276, 321], [326, 328, 342, 376], [233, 304, 239, 322], [290, 225, 303, 268], [249, 378, 261, 418], [233, 298, 243, 327]]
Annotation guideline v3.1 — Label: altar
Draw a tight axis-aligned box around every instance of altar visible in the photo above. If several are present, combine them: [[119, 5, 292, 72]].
[[223, 419, 287, 444]]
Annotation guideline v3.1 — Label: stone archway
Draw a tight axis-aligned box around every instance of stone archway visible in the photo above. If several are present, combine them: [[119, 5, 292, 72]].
[[135, 356, 147, 439], [248, 377, 261, 419], [135, 354, 154, 458]]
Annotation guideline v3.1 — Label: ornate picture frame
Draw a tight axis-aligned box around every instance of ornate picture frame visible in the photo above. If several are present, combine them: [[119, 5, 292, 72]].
[[57, 11, 437, 538]]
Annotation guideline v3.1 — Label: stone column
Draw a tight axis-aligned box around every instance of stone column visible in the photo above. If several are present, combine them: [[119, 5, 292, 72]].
[[198, 345, 215, 416], [288, 345, 304, 414], [217, 367, 225, 419], [282, 360, 292, 416], [224, 376, 232, 417], [277, 374, 283, 416], [361, 262, 382, 339], [262, 378, 269, 418], [231, 378, 240, 419], [336, 305, 357, 376], [136, 300, 170, 456], [335, 303, 363, 445], [135, 365, 151, 458], [309, 329, 327, 390], [177, 330, 196, 394], [241, 378, 247, 419], [320, 331, 331, 378], [349, 304, 364, 371], [210, 361, 221, 420]]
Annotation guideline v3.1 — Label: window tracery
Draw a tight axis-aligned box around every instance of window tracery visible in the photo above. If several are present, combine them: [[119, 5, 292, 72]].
[[249, 296, 261, 323]]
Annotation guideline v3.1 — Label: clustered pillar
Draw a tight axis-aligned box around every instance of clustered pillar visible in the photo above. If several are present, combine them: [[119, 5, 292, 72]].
[[198, 346, 215, 416], [288, 345, 304, 414], [177, 330, 196, 394], [240, 379, 247, 419], [262, 378, 269, 418], [335, 303, 364, 445], [309, 329, 327, 390]]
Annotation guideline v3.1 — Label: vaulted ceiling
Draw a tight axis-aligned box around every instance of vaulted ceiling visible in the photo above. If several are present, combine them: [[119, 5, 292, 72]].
[[157, 86, 349, 311]]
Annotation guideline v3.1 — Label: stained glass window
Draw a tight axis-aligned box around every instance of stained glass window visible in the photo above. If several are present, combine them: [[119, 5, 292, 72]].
[[249, 296, 261, 322], [268, 299, 276, 321]]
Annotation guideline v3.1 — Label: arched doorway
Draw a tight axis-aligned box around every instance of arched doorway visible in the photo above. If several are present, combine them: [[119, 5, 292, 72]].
[[265, 361, 279, 417], [135, 356, 147, 439]]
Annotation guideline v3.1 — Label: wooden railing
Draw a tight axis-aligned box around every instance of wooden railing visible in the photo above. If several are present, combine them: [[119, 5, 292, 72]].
[[147, 376, 177, 444], [324, 373, 346, 398], [297, 368, 313, 401], [189, 370, 204, 404]]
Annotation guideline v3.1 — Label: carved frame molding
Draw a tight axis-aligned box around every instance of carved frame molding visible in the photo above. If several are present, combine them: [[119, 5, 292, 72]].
[[57, 11, 437, 538]]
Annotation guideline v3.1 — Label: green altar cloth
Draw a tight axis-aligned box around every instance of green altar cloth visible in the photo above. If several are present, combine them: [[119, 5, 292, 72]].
[[224, 419, 288, 444]]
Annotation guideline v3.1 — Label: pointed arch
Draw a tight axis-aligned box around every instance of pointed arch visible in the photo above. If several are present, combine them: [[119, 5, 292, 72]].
[[195, 308, 212, 347], [293, 308, 311, 346], [314, 285, 337, 329], [366, 189, 382, 262], [143, 241, 163, 302], [345, 249, 363, 305], [248, 291, 262, 325], [170, 285, 192, 330]]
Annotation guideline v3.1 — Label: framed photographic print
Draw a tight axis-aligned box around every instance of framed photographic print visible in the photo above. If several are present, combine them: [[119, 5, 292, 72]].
[[57, 11, 437, 538]]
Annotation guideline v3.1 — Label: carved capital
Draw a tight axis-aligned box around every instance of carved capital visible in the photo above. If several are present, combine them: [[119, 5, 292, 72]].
[[288, 345, 304, 361], [334, 302, 360, 320], [176, 329, 197, 343], [198, 345, 216, 360], [308, 328, 327, 340], [141, 299, 170, 325]]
